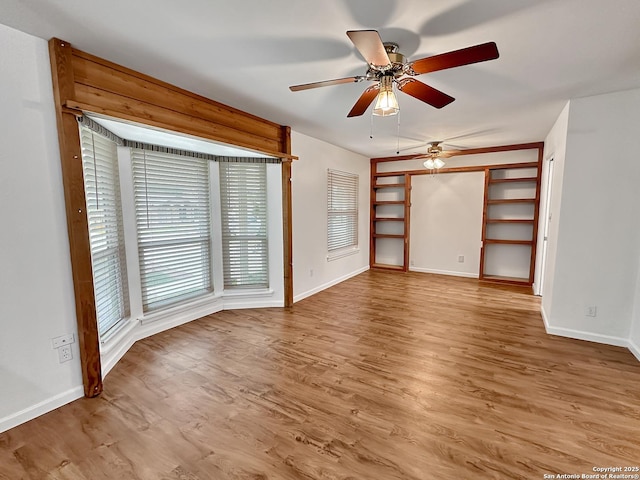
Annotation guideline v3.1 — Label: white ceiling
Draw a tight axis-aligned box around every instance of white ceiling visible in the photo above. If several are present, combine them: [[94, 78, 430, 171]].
[[3, 0, 640, 158]]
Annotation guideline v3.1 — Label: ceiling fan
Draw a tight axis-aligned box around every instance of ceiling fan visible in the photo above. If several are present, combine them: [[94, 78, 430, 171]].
[[420, 141, 450, 169], [289, 30, 499, 118]]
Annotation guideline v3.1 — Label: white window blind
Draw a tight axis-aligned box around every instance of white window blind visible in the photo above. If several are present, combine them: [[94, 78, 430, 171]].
[[219, 162, 268, 289], [132, 148, 212, 311], [79, 126, 130, 339], [327, 169, 359, 252]]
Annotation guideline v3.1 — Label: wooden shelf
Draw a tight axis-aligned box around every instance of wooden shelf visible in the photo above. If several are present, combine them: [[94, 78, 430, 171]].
[[373, 172, 406, 178], [487, 198, 536, 204], [371, 263, 405, 271], [489, 162, 539, 170], [373, 234, 405, 239], [489, 177, 537, 184], [480, 275, 531, 285], [486, 219, 534, 224], [373, 200, 405, 205], [484, 239, 533, 245], [373, 183, 404, 189], [373, 217, 405, 222]]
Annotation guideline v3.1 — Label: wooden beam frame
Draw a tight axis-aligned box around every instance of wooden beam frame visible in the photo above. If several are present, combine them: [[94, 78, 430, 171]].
[[371, 142, 544, 163], [373, 161, 540, 177], [281, 127, 293, 307], [49, 39, 102, 397], [48, 37, 295, 396]]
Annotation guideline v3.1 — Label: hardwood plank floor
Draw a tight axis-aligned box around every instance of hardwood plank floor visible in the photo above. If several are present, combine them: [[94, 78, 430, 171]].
[[2, 270, 640, 479]]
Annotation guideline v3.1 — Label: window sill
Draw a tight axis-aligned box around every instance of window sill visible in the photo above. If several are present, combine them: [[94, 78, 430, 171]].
[[100, 317, 138, 351], [139, 292, 222, 325], [327, 247, 360, 262]]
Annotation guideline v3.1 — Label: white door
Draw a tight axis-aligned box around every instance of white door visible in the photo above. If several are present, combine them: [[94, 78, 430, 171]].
[[537, 157, 554, 295]]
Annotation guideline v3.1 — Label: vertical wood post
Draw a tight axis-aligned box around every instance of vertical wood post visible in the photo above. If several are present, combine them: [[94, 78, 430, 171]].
[[281, 126, 293, 307], [369, 160, 376, 268], [478, 168, 491, 281], [529, 145, 545, 284], [403, 174, 412, 272], [49, 38, 103, 397]]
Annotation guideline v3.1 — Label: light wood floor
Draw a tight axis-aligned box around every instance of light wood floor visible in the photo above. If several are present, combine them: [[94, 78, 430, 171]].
[[2, 270, 640, 479]]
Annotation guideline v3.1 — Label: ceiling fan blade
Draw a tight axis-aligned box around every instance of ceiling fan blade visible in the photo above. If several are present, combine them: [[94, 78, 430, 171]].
[[409, 42, 499, 75], [346, 30, 391, 68], [397, 78, 455, 109], [289, 76, 365, 91], [347, 85, 380, 117]]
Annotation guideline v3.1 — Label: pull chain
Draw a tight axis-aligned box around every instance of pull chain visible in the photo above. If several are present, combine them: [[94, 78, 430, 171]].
[[396, 110, 401, 154], [370, 112, 374, 139]]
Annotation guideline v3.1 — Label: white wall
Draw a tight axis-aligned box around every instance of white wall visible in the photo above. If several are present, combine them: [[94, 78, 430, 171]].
[[630, 264, 640, 359], [538, 102, 570, 307], [291, 131, 370, 302], [410, 172, 484, 277], [542, 89, 640, 347], [0, 24, 84, 432]]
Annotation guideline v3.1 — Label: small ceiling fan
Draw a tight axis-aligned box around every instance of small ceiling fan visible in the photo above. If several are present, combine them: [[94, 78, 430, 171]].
[[421, 141, 449, 169], [289, 30, 499, 118]]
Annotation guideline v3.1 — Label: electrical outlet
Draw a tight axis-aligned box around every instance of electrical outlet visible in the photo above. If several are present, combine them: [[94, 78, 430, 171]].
[[52, 333, 75, 349], [58, 345, 73, 363], [410, 260, 415, 266], [458, 255, 465, 263], [586, 306, 597, 317]]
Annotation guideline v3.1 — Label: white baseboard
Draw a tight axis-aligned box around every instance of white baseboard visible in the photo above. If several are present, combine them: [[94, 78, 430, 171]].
[[540, 305, 550, 330], [544, 324, 629, 348], [223, 299, 284, 310], [101, 319, 138, 377], [101, 296, 226, 377], [628, 339, 640, 362], [294, 265, 370, 303], [409, 266, 478, 279], [541, 306, 630, 349], [0, 386, 84, 434], [532, 281, 541, 297], [136, 303, 224, 343], [222, 289, 283, 310]]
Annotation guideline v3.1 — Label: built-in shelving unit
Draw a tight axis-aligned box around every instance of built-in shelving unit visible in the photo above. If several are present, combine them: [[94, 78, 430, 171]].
[[369, 143, 544, 282], [479, 161, 542, 286], [370, 167, 411, 271]]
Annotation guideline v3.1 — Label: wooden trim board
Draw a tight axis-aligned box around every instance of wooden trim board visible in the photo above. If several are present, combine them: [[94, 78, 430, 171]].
[[49, 39, 103, 397]]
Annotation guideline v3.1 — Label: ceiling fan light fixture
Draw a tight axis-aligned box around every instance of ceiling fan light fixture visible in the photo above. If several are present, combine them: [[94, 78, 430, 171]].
[[372, 76, 399, 117], [423, 157, 445, 170]]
